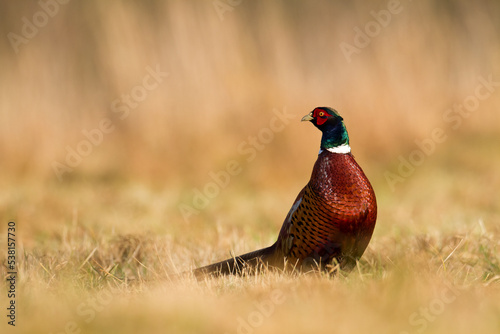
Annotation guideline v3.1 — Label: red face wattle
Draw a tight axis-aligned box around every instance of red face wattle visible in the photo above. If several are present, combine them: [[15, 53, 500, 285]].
[[312, 108, 331, 126]]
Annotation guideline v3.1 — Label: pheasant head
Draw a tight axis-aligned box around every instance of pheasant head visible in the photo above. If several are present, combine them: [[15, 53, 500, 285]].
[[301, 107, 350, 153]]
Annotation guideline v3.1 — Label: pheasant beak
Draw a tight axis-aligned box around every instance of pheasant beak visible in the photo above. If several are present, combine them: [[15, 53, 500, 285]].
[[301, 113, 314, 122]]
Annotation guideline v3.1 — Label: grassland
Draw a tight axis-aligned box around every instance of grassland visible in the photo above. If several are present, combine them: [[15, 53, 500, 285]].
[[1, 1, 500, 333]]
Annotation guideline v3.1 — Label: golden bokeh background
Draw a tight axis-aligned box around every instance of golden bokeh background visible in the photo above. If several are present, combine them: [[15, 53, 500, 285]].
[[1, 0, 499, 178], [2, 0, 499, 236]]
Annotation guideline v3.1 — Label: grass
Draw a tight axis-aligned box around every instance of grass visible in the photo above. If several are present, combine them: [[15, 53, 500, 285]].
[[6, 228, 500, 334], [2, 158, 500, 333], [1, 1, 500, 333]]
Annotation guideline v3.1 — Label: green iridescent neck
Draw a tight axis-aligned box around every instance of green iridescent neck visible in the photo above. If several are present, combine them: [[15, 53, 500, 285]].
[[320, 121, 350, 149]]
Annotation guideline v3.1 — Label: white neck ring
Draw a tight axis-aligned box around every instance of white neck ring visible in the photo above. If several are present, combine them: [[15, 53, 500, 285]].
[[319, 143, 351, 154]]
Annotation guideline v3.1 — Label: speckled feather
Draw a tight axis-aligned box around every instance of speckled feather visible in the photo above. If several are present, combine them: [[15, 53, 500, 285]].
[[276, 150, 377, 269]]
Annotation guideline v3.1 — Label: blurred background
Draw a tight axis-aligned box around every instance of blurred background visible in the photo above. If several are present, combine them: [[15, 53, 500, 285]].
[[0, 0, 499, 246], [2, 2, 500, 333]]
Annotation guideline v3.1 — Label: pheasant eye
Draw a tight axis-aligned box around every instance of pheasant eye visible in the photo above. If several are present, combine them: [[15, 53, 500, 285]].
[[318, 111, 324, 117]]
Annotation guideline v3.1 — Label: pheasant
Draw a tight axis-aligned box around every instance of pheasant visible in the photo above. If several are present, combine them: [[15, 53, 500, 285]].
[[193, 107, 377, 277]]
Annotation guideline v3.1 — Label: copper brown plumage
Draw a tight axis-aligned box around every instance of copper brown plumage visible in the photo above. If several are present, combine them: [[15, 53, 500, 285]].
[[275, 151, 377, 271], [192, 107, 377, 278]]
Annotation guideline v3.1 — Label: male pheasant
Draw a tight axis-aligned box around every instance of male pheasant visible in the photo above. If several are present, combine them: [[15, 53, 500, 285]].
[[193, 107, 377, 277]]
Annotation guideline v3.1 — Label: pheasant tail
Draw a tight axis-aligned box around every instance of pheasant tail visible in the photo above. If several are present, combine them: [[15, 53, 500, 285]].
[[192, 243, 279, 278]]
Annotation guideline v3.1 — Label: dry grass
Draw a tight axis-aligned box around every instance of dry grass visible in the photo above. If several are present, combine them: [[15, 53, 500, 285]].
[[1, 1, 500, 333], [7, 208, 500, 334]]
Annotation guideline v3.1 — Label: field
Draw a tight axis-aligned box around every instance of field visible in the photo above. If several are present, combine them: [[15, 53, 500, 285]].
[[1, 1, 500, 333]]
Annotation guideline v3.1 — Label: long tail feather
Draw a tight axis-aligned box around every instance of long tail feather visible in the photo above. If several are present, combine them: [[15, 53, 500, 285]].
[[192, 243, 278, 278]]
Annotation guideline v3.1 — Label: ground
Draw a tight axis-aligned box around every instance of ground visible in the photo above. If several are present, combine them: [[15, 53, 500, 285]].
[[2, 138, 500, 333]]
